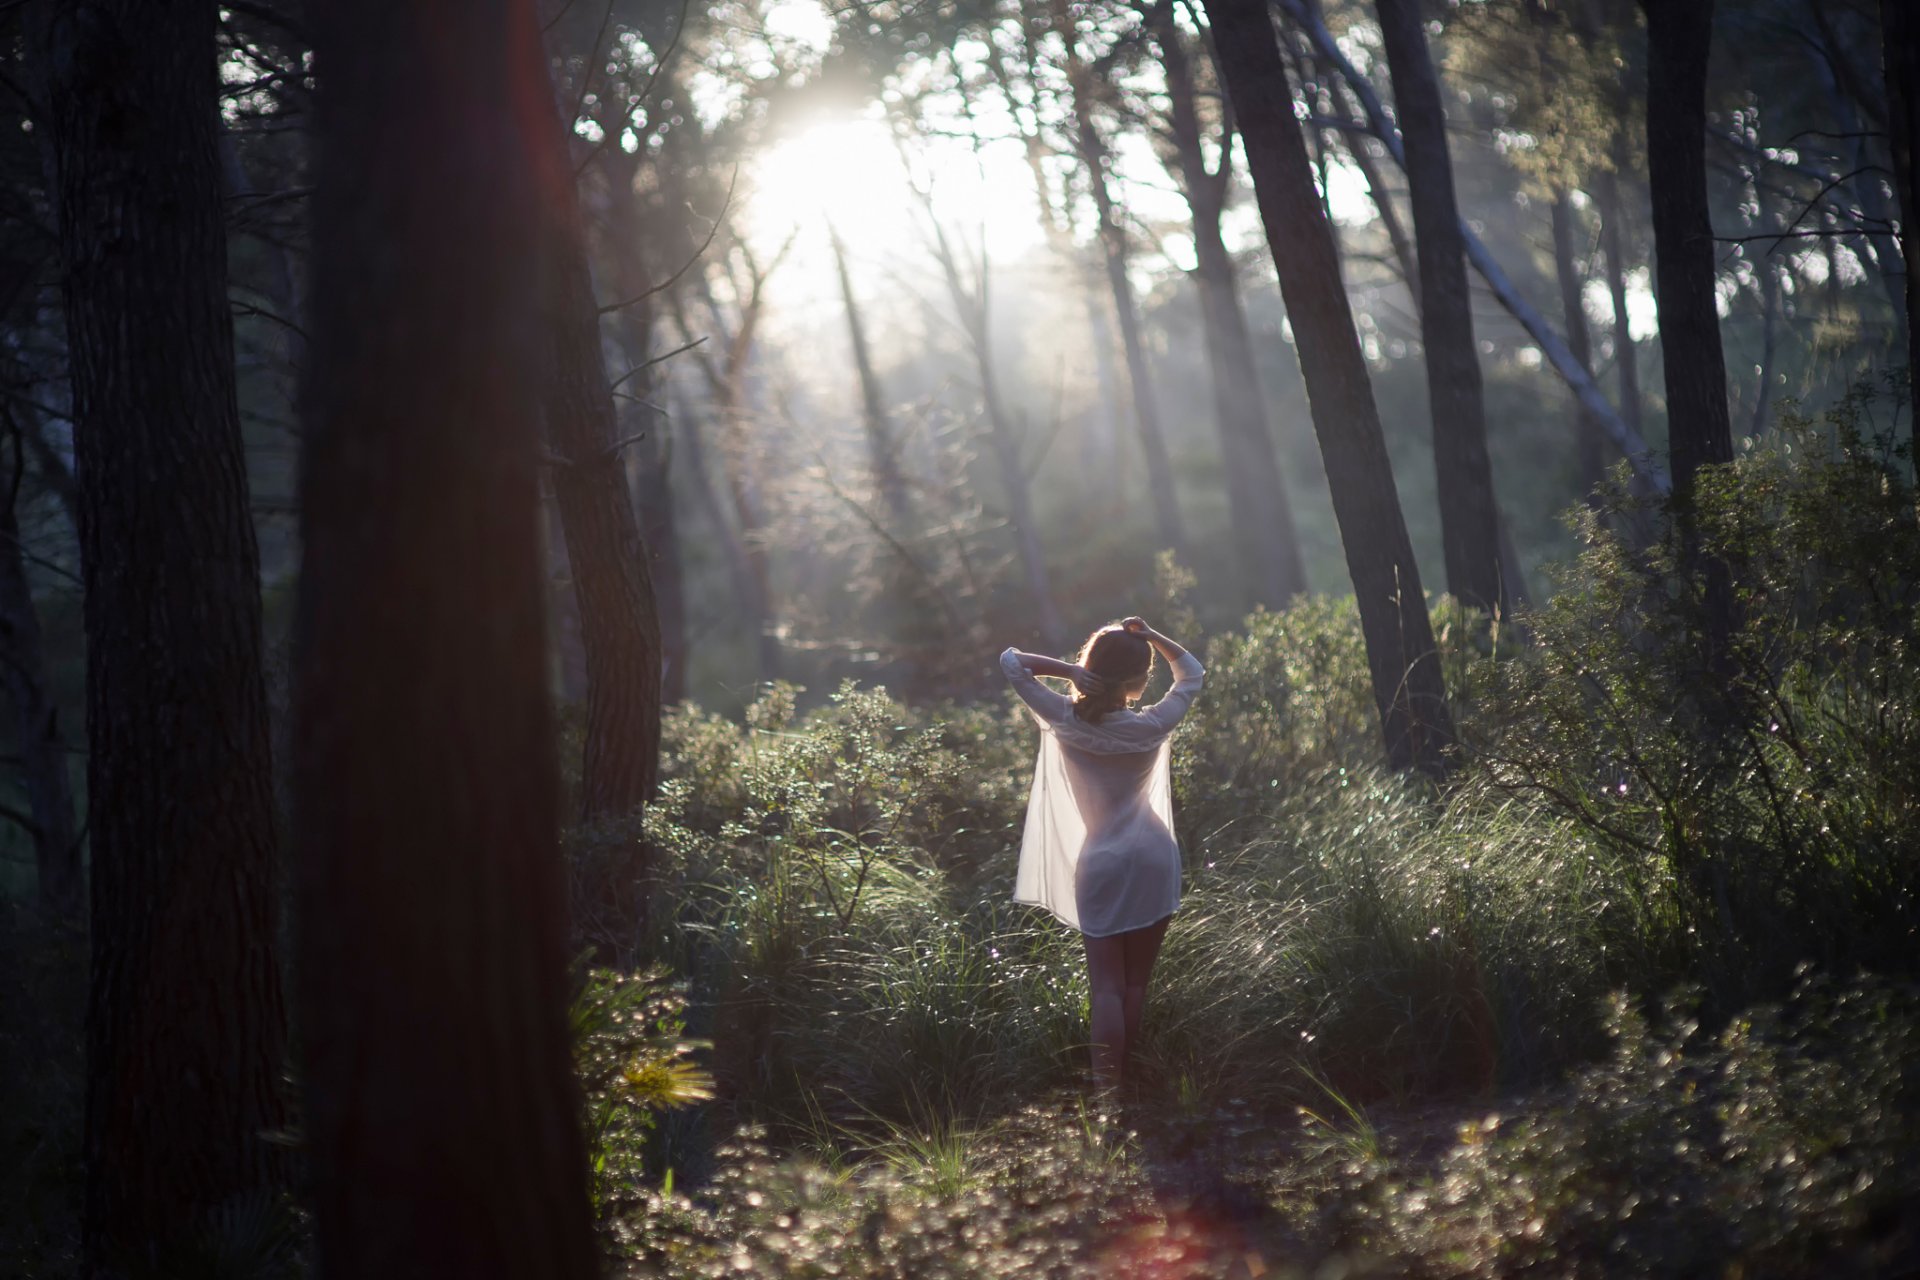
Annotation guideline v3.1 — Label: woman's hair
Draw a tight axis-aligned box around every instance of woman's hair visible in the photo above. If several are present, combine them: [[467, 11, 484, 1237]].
[[1071, 625, 1153, 723]]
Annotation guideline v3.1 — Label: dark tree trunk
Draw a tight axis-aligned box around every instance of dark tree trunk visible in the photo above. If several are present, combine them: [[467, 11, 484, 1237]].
[[1885, 0, 1920, 401], [1202, 0, 1454, 777], [1642, 0, 1736, 666], [36, 1, 291, 1267], [1376, 0, 1509, 615], [0, 422, 79, 920], [1596, 163, 1645, 438], [1551, 190, 1609, 497], [293, 2, 597, 1275], [1053, 0, 1189, 560], [1151, 2, 1308, 606], [1642, 0, 1734, 492], [535, 62, 662, 822]]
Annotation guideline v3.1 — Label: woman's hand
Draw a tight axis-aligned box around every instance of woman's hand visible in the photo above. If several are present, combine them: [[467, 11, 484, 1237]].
[[1070, 666, 1112, 697], [1120, 616, 1152, 637]]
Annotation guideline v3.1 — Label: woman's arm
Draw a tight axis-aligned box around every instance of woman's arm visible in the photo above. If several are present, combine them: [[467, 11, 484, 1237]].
[[1007, 649, 1108, 693], [1120, 617, 1190, 666]]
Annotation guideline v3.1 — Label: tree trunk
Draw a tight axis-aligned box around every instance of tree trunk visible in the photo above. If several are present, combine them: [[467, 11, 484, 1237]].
[[293, 2, 598, 1275], [830, 226, 911, 526], [1052, 0, 1189, 560], [1885, 0, 1920, 404], [1551, 190, 1609, 497], [35, 0, 290, 1265], [1376, 0, 1509, 615], [1642, 0, 1734, 492], [1280, 0, 1669, 495], [1202, 0, 1454, 777], [1150, 1, 1308, 605], [535, 61, 662, 822], [0, 423, 79, 921], [599, 155, 688, 703], [1642, 0, 1736, 667], [1596, 163, 1645, 438]]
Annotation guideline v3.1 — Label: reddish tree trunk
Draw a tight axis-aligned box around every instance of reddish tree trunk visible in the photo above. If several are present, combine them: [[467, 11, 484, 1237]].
[[293, 1, 598, 1274]]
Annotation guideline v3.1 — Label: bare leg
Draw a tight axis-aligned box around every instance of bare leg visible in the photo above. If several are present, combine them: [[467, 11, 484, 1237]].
[[1083, 932, 1128, 1088], [1120, 915, 1172, 1071]]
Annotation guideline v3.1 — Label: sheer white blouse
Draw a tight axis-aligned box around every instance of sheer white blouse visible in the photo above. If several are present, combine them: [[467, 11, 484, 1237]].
[[999, 645, 1206, 937]]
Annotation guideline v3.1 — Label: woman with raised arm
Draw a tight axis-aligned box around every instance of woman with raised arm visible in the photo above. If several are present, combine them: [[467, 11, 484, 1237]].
[[998, 617, 1205, 1088]]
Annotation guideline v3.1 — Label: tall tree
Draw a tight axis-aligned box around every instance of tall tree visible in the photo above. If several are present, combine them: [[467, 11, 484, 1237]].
[[1375, 0, 1509, 615], [293, 0, 597, 1273], [1201, 0, 1454, 776], [1049, 0, 1190, 560], [1146, 0, 1308, 606], [1641, 0, 1735, 664], [1642, 0, 1733, 493], [831, 226, 912, 527], [537, 46, 664, 821], [34, 0, 290, 1264]]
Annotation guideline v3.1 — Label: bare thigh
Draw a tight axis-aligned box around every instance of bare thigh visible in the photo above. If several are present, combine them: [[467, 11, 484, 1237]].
[[1122, 914, 1172, 989], [1083, 931, 1127, 999]]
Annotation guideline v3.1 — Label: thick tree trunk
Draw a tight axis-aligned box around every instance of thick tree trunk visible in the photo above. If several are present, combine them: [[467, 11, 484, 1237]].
[[1376, 0, 1508, 615], [1642, 0, 1736, 667], [535, 63, 662, 822], [0, 431, 79, 921], [1202, 0, 1454, 777], [36, 0, 290, 1265], [1596, 163, 1646, 438], [1885, 0, 1920, 402], [1053, 0, 1189, 560], [1551, 190, 1609, 497], [293, 2, 598, 1275], [1150, 1, 1307, 605]]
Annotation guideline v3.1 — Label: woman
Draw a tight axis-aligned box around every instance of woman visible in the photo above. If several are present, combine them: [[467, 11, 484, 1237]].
[[999, 616, 1205, 1087]]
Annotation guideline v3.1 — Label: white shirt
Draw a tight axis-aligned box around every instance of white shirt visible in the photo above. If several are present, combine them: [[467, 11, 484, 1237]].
[[999, 646, 1206, 937]]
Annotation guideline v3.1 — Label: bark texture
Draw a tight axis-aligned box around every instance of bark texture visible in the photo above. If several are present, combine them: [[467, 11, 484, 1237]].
[[535, 58, 663, 821], [293, 2, 597, 1275], [36, 1, 290, 1268], [1151, 1, 1308, 606], [1202, 0, 1454, 776], [1375, 0, 1508, 615]]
